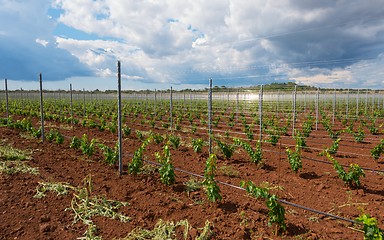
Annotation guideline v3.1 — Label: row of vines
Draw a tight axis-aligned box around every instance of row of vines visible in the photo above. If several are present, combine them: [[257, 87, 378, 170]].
[[1, 87, 384, 238]]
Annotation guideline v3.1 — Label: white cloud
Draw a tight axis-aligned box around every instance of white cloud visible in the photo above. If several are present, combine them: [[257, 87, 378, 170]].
[[288, 54, 384, 89], [36, 38, 49, 47], [0, 0, 91, 80]]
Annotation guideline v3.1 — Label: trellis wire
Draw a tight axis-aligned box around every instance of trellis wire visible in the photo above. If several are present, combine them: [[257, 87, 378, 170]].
[[49, 116, 384, 176]]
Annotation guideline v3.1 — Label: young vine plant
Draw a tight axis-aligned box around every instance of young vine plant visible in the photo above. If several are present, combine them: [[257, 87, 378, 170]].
[[294, 130, 307, 151], [371, 139, 384, 160], [80, 134, 97, 157], [240, 180, 286, 234], [286, 147, 302, 173], [155, 145, 176, 186], [168, 134, 181, 149], [46, 129, 64, 144], [356, 213, 383, 240], [233, 138, 263, 166], [320, 138, 341, 156], [191, 138, 204, 153], [98, 142, 119, 165], [325, 152, 365, 188], [202, 154, 222, 202], [215, 139, 236, 159], [128, 137, 151, 175]]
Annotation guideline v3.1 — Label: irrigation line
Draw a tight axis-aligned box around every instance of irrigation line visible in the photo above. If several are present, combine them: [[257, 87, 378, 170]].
[[4, 99, 382, 157], [209, 127, 377, 158], [142, 159, 362, 226], [53, 125, 384, 176], [260, 147, 384, 174], [301, 155, 384, 174], [277, 199, 360, 225]]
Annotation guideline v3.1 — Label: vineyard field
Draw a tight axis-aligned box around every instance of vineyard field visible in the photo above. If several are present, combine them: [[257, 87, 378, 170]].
[[1, 88, 384, 239]]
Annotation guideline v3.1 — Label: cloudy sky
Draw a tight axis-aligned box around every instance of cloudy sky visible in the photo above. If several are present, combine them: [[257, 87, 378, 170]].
[[1, 0, 384, 90]]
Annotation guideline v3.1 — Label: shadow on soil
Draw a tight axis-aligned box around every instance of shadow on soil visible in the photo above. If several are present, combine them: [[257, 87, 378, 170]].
[[172, 184, 186, 193], [231, 159, 250, 165], [218, 201, 238, 213], [362, 186, 384, 197], [285, 222, 308, 237], [299, 171, 322, 180], [262, 164, 277, 172]]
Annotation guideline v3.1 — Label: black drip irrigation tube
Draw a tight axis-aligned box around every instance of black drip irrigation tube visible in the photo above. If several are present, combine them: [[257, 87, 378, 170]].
[[54, 130, 384, 175], [35, 128, 375, 226], [143, 159, 362, 226], [301, 155, 384, 174]]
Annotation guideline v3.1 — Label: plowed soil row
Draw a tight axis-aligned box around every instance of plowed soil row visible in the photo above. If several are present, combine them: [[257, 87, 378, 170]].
[[1, 115, 384, 239]]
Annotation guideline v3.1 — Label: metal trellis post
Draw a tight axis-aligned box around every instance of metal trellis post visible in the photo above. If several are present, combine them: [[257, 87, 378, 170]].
[[154, 89, 157, 116], [83, 88, 86, 117], [356, 89, 360, 118], [208, 79, 213, 155], [70, 84, 73, 125], [315, 88, 319, 131], [39, 73, 45, 142], [332, 89, 336, 125], [259, 85, 263, 142], [346, 89, 349, 120], [292, 85, 297, 135], [117, 61, 123, 175], [5, 79, 9, 123], [170, 87, 173, 132]]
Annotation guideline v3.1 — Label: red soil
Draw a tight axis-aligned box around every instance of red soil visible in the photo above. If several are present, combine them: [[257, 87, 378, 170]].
[[1, 115, 384, 239]]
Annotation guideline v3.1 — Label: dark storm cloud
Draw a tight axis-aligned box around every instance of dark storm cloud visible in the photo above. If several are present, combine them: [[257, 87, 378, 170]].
[[261, 0, 384, 68]]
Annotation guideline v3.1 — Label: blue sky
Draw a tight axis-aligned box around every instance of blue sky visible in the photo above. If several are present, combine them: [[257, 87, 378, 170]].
[[1, 0, 384, 91]]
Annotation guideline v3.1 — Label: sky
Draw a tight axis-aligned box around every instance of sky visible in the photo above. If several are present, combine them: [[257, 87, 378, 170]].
[[1, 0, 384, 91]]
